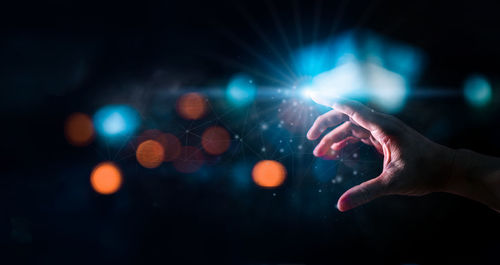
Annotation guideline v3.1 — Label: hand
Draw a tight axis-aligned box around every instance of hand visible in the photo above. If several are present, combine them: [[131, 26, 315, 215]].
[[307, 98, 455, 212]]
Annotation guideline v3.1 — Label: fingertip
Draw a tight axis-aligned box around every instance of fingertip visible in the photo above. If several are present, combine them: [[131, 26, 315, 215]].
[[312, 148, 321, 157], [311, 92, 337, 108], [336, 193, 352, 212], [336, 201, 344, 212], [306, 131, 315, 140]]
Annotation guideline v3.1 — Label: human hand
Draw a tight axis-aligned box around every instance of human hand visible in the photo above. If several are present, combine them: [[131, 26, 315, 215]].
[[307, 98, 455, 212]]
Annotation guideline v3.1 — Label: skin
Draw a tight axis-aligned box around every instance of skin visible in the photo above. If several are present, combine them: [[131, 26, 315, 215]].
[[307, 98, 500, 212]]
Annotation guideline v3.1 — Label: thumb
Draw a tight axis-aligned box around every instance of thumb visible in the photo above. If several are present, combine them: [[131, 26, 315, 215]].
[[337, 176, 388, 212]]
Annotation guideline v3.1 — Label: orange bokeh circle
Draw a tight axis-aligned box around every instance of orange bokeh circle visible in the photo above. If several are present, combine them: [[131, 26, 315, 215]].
[[136, 140, 165, 169], [64, 112, 94, 146], [176, 92, 207, 120], [201, 126, 231, 155], [90, 162, 122, 195], [252, 160, 287, 188]]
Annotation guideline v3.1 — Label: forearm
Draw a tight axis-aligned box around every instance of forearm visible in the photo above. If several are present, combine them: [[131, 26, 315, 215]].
[[444, 149, 500, 212]]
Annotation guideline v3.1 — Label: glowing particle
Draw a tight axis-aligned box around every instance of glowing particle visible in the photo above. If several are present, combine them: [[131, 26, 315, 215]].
[[90, 162, 122, 195], [136, 140, 164, 169], [176, 92, 207, 120], [226, 74, 256, 107], [64, 112, 94, 146], [93, 105, 140, 142], [464, 74, 492, 107], [201, 126, 231, 155]]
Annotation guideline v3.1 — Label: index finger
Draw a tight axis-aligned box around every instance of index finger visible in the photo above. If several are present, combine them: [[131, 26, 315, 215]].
[[307, 109, 348, 140], [332, 98, 383, 132]]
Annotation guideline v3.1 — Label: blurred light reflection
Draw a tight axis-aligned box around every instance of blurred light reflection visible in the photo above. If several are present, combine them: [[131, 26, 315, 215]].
[[252, 160, 286, 188], [64, 112, 94, 146], [90, 162, 122, 195]]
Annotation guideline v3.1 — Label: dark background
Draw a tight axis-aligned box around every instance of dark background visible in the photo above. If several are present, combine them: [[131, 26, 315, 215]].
[[2, 0, 500, 264]]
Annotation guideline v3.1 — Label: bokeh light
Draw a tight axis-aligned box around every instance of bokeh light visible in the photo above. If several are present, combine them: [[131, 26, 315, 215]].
[[136, 140, 165, 169], [90, 162, 122, 195], [201, 126, 231, 155], [173, 146, 204, 173], [137, 129, 163, 143], [157, 133, 182, 162], [252, 160, 286, 188], [464, 74, 492, 107], [226, 74, 256, 107], [137, 130, 181, 162], [93, 105, 140, 142], [176, 92, 207, 120], [64, 112, 94, 146]]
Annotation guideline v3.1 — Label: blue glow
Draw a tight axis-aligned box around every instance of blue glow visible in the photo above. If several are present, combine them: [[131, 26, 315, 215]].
[[313, 158, 338, 183], [226, 74, 256, 107], [300, 88, 314, 100], [295, 33, 357, 76], [296, 31, 418, 113], [383, 43, 423, 80], [305, 61, 408, 113], [231, 162, 252, 189], [93, 105, 140, 142], [366, 63, 408, 113], [464, 74, 492, 107]]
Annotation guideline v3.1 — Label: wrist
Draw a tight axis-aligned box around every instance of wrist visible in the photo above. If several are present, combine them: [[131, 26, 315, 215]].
[[443, 149, 500, 211]]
